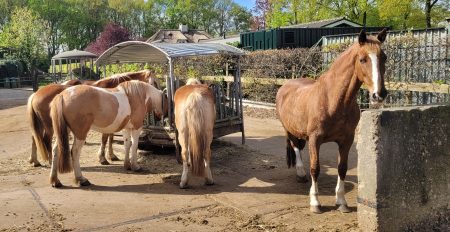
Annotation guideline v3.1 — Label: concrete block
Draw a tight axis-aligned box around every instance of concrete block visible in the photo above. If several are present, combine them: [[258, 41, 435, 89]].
[[357, 105, 450, 231]]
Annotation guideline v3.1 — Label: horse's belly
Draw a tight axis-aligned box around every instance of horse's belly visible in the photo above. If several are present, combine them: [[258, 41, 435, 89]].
[[91, 92, 131, 134]]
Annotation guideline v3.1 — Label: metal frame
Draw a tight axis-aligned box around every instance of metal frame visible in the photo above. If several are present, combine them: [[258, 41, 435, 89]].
[[94, 42, 246, 155]]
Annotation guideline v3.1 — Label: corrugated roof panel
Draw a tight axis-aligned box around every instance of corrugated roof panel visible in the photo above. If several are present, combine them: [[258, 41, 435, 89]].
[[95, 41, 245, 65]]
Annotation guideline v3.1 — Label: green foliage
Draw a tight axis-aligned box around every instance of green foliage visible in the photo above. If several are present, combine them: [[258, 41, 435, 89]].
[[0, 7, 47, 73]]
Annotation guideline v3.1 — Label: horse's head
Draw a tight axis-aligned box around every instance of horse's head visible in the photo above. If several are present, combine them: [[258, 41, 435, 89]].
[[355, 29, 388, 103], [149, 87, 168, 120]]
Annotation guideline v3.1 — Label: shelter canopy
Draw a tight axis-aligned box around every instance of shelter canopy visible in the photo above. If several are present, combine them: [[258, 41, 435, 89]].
[[52, 49, 97, 60], [95, 41, 245, 66]]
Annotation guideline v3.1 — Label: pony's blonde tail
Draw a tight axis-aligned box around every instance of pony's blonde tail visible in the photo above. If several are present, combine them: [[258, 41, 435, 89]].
[[50, 94, 72, 173], [185, 91, 207, 176], [27, 94, 51, 161]]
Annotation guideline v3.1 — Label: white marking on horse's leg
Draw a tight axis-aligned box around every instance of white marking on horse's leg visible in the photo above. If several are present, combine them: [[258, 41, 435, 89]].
[[123, 129, 131, 170], [50, 143, 61, 187], [335, 176, 347, 206], [130, 128, 142, 171], [204, 159, 214, 185], [29, 137, 41, 166], [72, 138, 88, 185], [97, 137, 107, 163], [180, 161, 189, 188], [294, 147, 306, 177], [369, 53, 380, 94], [310, 179, 321, 207]]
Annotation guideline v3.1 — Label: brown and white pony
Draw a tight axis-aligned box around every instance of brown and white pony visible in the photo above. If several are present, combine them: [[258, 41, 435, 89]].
[[27, 70, 159, 167], [174, 79, 216, 188], [91, 70, 160, 164], [49, 81, 167, 187], [276, 29, 388, 214]]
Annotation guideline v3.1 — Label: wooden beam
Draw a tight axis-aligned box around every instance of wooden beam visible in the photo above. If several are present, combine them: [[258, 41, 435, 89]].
[[202, 76, 449, 94]]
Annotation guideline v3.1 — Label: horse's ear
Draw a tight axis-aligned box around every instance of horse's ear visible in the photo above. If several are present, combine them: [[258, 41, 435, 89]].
[[377, 28, 387, 43], [358, 29, 367, 45]]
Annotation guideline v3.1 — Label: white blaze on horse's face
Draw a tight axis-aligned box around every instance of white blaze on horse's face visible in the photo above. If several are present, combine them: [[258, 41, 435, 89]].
[[369, 53, 380, 96]]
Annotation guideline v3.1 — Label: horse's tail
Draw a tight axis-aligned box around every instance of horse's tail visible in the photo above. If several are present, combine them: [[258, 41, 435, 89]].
[[286, 138, 296, 168], [185, 91, 209, 176], [27, 94, 51, 161], [50, 94, 72, 173]]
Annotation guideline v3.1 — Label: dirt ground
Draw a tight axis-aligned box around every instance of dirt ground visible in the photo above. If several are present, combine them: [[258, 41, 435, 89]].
[[0, 88, 359, 232]]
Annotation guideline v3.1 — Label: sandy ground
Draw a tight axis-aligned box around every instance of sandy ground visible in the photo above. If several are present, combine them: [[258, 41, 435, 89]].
[[0, 88, 359, 232]]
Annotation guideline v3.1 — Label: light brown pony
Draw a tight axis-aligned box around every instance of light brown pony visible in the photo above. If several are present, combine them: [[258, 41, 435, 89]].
[[174, 79, 216, 188], [276, 29, 388, 214], [91, 70, 161, 164], [49, 81, 167, 187], [27, 70, 159, 167]]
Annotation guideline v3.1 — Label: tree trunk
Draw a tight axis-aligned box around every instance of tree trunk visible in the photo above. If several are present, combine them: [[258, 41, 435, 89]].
[[426, 0, 438, 28]]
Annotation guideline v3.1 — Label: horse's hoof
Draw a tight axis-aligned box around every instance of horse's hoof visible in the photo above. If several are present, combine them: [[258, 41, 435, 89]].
[[179, 182, 189, 189], [99, 159, 110, 165], [131, 165, 142, 172], [296, 175, 308, 183], [109, 154, 120, 161], [310, 205, 323, 214], [80, 179, 91, 186], [205, 180, 214, 186], [52, 181, 63, 188], [337, 204, 351, 213], [124, 162, 131, 170]]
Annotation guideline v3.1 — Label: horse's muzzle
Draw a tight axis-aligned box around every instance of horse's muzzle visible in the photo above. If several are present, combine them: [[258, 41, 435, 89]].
[[371, 88, 387, 103]]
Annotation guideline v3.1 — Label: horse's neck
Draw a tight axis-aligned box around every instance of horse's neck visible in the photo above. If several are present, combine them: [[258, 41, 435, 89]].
[[320, 46, 362, 110]]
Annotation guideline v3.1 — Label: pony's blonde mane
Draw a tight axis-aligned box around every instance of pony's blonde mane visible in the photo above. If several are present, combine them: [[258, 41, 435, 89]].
[[119, 80, 163, 115], [186, 78, 201, 85]]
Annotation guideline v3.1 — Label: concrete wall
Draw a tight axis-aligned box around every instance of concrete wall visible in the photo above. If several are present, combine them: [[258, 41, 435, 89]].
[[356, 105, 450, 231]]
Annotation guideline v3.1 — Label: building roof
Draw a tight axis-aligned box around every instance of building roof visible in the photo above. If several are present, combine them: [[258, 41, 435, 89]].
[[202, 35, 240, 45], [282, 17, 362, 29], [52, 49, 97, 60], [146, 29, 213, 43], [95, 41, 245, 65]]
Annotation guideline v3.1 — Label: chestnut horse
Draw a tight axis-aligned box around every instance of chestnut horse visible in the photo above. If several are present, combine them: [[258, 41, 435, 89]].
[[27, 70, 159, 167], [174, 79, 216, 188], [276, 29, 388, 214], [49, 81, 167, 187]]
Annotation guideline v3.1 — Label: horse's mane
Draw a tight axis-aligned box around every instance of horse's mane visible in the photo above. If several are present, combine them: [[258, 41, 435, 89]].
[[119, 80, 162, 113], [186, 78, 202, 85]]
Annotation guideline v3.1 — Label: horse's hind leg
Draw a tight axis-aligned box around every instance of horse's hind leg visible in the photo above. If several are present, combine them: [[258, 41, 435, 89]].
[[308, 135, 322, 214], [107, 134, 120, 161], [204, 146, 214, 186], [72, 138, 90, 186], [335, 137, 353, 213], [29, 137, 41, 167], [50, 143, 62, 187], [97, 133, 110, 165], [287, 133, 307, 183], [178, 130, 189, 189]]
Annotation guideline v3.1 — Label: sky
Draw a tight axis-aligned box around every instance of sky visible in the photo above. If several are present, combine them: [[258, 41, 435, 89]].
[[234, 0, 255, 11]]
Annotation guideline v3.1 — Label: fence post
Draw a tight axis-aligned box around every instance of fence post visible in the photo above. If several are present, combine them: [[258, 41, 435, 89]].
[[32, 67, 38, 92]]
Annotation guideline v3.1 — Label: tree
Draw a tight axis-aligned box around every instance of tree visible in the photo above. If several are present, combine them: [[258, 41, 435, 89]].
[[216, 0, 233, 37], [85, 23, 130, 56], [425, 0, 438, 28], [254, 0, 270, 29], [230, 3, 252, 32], [0, 7, 47, 74]]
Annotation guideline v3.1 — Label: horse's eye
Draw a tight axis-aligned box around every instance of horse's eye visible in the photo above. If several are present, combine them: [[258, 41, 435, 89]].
[[360, 58, 366, 63]]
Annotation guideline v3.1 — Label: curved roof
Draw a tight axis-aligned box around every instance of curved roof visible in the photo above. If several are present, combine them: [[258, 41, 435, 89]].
[[52, 49, 97, 60], [95, 41, 245, 65]]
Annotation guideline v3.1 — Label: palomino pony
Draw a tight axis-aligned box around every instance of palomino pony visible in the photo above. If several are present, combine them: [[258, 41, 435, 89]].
[[49, 81, 167, 187], [27, 70, 159, 167], [174, 78, 216, 188], [276, 29, 388, 214]]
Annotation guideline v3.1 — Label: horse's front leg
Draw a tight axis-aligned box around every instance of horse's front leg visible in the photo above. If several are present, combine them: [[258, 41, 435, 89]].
[[335, 137, 353, 213], [97, 133, 110, 165], [123, 129, 132, 170], [72, 138, 90, 186], [107, 134, 120, 161], [129, 128, 142, 171], [308, 135, 322, 214]]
